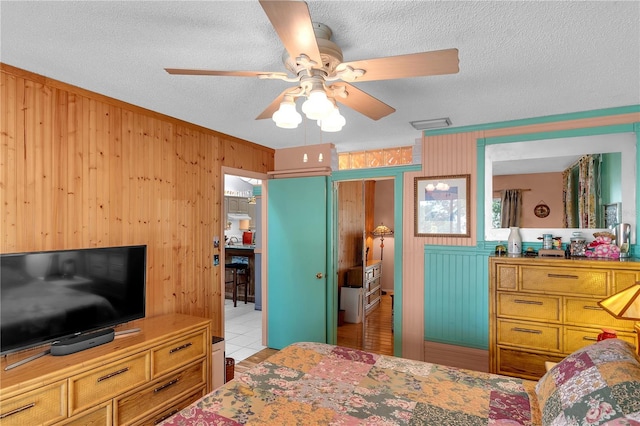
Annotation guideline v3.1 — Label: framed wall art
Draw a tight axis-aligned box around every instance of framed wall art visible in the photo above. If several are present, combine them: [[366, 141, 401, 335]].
[[414, 174, 470, 237], [603, 202, 622, 228]]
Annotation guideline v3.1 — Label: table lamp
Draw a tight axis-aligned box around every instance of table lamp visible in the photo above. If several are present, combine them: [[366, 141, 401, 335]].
[[372, 223, 393, 261], [597, 282, 640, 342]]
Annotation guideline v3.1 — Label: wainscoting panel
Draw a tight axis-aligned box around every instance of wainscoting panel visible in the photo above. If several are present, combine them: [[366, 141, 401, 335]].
[[424, 246, 489, 350]]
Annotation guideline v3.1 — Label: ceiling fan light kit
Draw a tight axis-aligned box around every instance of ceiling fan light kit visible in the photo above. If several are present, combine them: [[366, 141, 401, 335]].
[[166, 0, 459, 134], [410, 118, 452, 130]]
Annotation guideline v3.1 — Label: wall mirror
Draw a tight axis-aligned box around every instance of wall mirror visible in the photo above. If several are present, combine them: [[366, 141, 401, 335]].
[[484, 132, 636, 243]]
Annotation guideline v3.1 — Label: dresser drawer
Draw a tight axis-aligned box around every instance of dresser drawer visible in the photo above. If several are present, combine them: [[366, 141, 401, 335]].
[[152, 330, 207, 377], [69, 352, 150, 415], [0, 380, 66, 425], [59, 401, 111, 426], [495, 264, 518, 291], [521, 266, 608, 296], [565, 298, 635, 331], [115, 359, 206, 425], [497, 319, 561, 351], [497, 293, 560, 322], [366, 264, 380, 281], [135, 387, 206, 426], [496, 347, 565, 380], [565, 327, 638, 354]]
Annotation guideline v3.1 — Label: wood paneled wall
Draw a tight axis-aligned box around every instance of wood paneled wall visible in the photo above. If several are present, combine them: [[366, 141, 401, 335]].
[[0, 64, 274, 336]]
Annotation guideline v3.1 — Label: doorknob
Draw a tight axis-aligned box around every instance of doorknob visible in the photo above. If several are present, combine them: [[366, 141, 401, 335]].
[[316, 272, 324, 279]]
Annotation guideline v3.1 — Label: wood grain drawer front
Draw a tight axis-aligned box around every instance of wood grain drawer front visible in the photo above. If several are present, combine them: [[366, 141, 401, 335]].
[[59, 401, 111, 426], [366, 264, 380, 280], [497, 320, 561, 351], [495, 264, 518, 291], [565, 298, 635, 331], [565, 328, 638, 354], [152, 330, 207, 377], [612, 270, 640, 293], [137, 387, 206, 426], [115, 360, 206, 425], [0, 380, 66, 426], [497, 347, 565, 380], [521, 266, 608, 296], [70, 352, 150, 416], [497, 293, 560, 322]]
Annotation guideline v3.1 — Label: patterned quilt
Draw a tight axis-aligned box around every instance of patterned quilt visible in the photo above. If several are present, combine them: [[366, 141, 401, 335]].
[[162, 342, 541, 425]]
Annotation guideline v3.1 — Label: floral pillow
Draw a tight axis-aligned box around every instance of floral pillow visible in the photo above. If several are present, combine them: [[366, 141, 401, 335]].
[[535, 338, 640, 425]]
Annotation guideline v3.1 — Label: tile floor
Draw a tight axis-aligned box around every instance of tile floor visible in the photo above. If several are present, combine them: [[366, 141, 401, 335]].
[[224, 299, 266, 362]]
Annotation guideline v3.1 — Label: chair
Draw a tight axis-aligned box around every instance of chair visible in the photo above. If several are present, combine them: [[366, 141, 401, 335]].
[[225, 262, 249, 307]]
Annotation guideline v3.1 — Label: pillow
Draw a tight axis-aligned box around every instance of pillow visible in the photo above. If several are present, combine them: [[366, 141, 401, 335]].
[[535, 338, 640, 425]]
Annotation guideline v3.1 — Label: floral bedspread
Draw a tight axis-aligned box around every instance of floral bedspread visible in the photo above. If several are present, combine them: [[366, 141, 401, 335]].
[[161, 342, 541, 425]]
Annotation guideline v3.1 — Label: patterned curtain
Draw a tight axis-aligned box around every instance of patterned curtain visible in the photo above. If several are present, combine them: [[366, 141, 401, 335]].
[[577, 155, 598, 228], [563, 155, 598, 228], [563, 169, 576, 227], [500, 189, 522, 228]]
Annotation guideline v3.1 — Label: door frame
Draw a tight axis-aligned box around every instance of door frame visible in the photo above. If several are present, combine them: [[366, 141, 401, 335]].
[[221, 167, 269, 346], [328, 164, 420, 357]]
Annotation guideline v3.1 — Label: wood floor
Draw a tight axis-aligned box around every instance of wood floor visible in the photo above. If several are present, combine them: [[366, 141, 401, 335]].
[[235, 293, 394, 374], [337, 292, 394, 356]]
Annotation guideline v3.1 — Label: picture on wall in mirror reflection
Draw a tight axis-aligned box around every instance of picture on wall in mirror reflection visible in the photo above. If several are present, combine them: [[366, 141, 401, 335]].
[[604, 202, 622, 228], [414, 175, 470, 237]]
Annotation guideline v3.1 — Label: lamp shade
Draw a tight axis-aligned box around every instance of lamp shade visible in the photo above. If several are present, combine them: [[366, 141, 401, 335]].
[[372, 224, 393, 237], [238, 219, 250, 231], [598, 282, 640, 320]]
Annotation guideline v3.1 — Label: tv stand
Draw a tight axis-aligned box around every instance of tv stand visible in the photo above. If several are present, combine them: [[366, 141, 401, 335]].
[[1, 314, 211, 425]]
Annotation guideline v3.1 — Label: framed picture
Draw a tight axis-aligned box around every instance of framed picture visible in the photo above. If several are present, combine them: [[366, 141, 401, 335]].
[[414, 174, 470, 237], [603, 202, 622, 228]]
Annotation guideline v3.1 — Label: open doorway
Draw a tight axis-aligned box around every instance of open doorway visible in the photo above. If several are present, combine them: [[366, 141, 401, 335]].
[[335, 178, 394, 356], [223, 172, 266, 362]]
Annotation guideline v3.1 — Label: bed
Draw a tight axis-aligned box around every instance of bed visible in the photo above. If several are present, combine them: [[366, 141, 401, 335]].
[[161, 338, 640, 425]]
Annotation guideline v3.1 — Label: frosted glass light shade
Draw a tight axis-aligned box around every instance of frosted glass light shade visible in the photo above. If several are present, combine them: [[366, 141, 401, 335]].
[[272, 100, 302, 129], [301, 90, 333, 120], [318, 106, 346, 132]]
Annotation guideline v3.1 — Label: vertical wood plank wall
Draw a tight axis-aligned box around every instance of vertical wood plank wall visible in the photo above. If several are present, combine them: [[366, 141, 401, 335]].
[[406, 113, 639, 362], [0, 64, 274, 337]]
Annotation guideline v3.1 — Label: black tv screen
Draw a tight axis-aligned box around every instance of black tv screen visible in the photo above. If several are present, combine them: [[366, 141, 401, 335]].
[[1, 245, 146, 355]]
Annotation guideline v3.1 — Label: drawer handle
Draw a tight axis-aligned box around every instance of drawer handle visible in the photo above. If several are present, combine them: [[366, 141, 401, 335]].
[[512, 327, 542, 334], [154, 378, 180, 393], [154, 409, 180, 424], [583, 336, 598, 341], [514, 299, 543, 305], [97, 367, 129, 382], [583, 305, 603, 311], [169, 342, 193, 354], [0, 403, 35, 419], [547, 273, 579, 279]]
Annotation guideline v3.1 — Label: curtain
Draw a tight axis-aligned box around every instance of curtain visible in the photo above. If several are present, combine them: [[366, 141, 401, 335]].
[[563, 169, 576, 227], [500, 189, 522, 228], [563, 154, 599, 228]]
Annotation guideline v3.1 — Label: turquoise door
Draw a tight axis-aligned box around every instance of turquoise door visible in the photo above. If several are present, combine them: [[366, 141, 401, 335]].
[[267, 176, 327, 349]]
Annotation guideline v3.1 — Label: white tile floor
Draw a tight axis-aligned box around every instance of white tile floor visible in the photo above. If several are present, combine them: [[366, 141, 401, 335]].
[[224, 299, 266, 362]]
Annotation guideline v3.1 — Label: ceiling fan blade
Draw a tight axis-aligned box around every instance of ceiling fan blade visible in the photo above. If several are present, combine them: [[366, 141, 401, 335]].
[[337, 48, 459, 82], [165, 68, 288, 78], [255, 88, 295, 120], [330, 82, 395, 121], [259, 0, 322, 66]]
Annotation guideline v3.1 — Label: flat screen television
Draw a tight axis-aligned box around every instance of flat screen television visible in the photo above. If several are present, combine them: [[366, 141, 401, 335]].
[[1, 245, 146, 355]]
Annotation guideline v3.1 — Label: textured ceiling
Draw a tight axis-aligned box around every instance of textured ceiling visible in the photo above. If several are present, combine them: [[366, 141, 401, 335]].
[[1, 1, 639, 153]]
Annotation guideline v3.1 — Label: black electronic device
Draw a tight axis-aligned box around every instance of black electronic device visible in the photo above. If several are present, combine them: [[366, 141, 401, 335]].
[[1, 245, 147, 355], [50, 328, 115, 356]]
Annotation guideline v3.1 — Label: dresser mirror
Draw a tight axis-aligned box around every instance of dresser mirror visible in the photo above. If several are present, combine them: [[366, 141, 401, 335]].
[[484, 132, 637, 243]]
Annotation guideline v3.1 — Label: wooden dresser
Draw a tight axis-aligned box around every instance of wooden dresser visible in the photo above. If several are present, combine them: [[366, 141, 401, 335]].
[[0, 313, 211, 425], [348, 260, 382, 314], [489, 256, 639, 380]]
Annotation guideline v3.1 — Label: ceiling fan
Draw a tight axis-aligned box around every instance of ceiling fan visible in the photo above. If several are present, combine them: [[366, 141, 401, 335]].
[[165, 0, 459, 131]]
